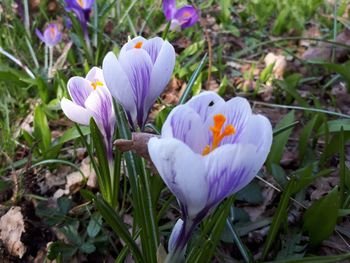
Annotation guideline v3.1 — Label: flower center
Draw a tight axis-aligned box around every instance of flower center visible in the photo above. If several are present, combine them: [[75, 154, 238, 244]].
[[49, 26, 56, 39], [183, 11, 191, 18], [77, 0, 84, 8], [202, 114, 235, 156], [134, 41, 143, 49], [91, 80, 103, 90]]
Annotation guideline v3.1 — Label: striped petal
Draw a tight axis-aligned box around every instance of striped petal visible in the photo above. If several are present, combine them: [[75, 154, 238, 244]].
[[148, 137, 208, 219], [204, 143, 258, 207], [86, 67, 105, 84], [118, 48, 153, 128], [142, 37, 164, 64], [61, 97, 92, 125], [67, 76, 93, 107], [119, 36, 147, 58], [161, 105, 208, 154]]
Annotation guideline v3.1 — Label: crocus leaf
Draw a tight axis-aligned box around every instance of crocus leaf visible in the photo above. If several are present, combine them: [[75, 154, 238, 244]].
[[262, 177, 296, 259], [267, 252, 350, 263], [89, 118, 112, 206], [303, 186, 341, 246], [267, 110, 295, 171], [94, 196, 143, 263], [33, 105, 51, 153]]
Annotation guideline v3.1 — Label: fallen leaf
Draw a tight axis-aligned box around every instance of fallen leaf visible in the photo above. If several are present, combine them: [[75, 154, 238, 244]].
[[264, 52, 287, 79], [0, 207, 26, 258]]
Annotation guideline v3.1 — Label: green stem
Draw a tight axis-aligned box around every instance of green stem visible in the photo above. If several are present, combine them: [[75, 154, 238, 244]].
[[162, 21, 171, 40]]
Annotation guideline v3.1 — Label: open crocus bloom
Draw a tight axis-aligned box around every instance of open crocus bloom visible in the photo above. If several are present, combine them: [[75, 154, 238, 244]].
[[148, 91, 272, 253], [163, 0, 198, 29], [35, 23, 62, 47], [61, 67, 115, 159], [102, 36, 175, 130]]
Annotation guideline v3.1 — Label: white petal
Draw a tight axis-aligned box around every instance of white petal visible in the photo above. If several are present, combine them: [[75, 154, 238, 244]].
[[146, 40, 175, 115], [148, 137, 208, 219], [161, 105, 208, 154], [236, 114, 273, 169], [86, 67, 105, 84], [186, 91, 225, 123], [60, 98, 92, 125], [204, 144, 258, 207], [102, 52, 137, 122]]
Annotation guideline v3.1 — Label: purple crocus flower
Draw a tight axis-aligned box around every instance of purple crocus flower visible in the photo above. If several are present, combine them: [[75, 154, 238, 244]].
[[148, 91, 273, 258], [163, 0, 198, 29], [35, 23, 62, 47], [60, 67, 116, 159], [65, 0, 94, 33], [102, 36, 175, 130]]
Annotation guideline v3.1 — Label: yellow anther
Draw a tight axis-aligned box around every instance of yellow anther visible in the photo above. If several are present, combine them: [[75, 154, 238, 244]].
[[91, 81, 103, 90], [202, 114, 235, 156], [134, 41, 143, 49]]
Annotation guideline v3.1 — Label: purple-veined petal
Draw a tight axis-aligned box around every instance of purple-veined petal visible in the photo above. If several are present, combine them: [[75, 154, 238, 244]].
[[146, 40, 175, 119], [118, 48, 153, 128], [67, 76, 93, 107], [84, 87, 115, 158], [173, 5, 198, 29], [148, 137, 208, 219], [161, 105, 208, 154], [204, 143, 258, 208], [35, 29, 46, 43], [142, 37, 164, 64], [168, 219, 185, 254], [119, 36, 147, 58], [61, 98, 92, 125], [186, 91, 225, 124], [86, 67, 105, 83], [163, 0, 176, 20], [102, 52, 137, 123]]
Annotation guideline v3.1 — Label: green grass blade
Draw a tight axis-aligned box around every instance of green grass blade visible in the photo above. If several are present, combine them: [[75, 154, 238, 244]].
[[178, 53, 208, 105], [94, 196, 144, 263]]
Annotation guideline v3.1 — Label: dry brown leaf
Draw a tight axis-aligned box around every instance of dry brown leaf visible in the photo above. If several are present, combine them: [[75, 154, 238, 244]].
[[264, 52, 287, 80], [0, 207, 26, 258]]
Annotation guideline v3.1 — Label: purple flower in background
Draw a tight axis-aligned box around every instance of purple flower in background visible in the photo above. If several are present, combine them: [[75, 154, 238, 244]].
[[35, 23, 62, 47], [148, 91, 272, 258], [163, 0, 198, 29], [61, 67, 115, 159], [102, 36, 175, 130], [65, 0, 94, 32]]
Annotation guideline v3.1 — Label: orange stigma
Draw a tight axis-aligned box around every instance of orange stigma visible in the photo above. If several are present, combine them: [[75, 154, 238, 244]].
[[134, 41, 143, 49], [49, 27, 56, 39], [91, 80, 103, 90], [77, 0, 84, 8], [202, 114, 235, 156]]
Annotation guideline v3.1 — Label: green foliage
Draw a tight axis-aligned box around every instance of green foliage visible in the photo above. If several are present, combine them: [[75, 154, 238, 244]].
[[247, 0, 324, 35]]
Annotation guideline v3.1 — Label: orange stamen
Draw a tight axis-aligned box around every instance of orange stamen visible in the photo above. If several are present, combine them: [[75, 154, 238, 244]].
[[202, 114, 235, 156], [49, 27, 56, 39], [91, 80, 103, 90], [134, 41, 143, 49]]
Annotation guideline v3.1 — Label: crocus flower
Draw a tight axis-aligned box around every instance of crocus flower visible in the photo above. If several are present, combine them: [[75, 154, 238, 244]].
[[102, 36, 175, 130], [35, 23, 62, 47], [65, 0, 94, 33], [148, 91, 273, 257], [61, 67, 115, 159], [163, 0, 198, 29]]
